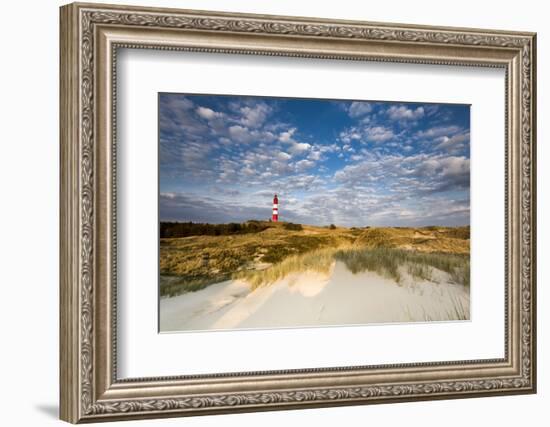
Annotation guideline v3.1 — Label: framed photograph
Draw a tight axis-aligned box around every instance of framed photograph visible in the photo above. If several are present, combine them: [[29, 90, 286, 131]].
[[60, 2, 537, 423]]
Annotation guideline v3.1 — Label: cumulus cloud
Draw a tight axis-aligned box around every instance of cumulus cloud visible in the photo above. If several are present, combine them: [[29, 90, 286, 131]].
[[289, 141, 312, 154], [278, 128, 297, 143], [227, 125, 276, 145], [347, 101, 373, 118], [160, 93, 470, 226], [335, 153, 469, 197], [196, 106, 223, 120], [239, 103, 272, 128], [308, 150, 322, 161], [277, 151, 292, 161], [364, 126, 395, 142], [295, 159, 315, 171], [387, 105, 424, 120], [339, 127, 362, 143], [416, 125, 460, 139], [338, 125, 396, 145], [435, 131, 470, 152], [228, 125, 253, 143]]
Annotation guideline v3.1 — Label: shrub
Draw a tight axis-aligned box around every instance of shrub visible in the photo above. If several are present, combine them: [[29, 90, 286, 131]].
[[160, 221, 271, 238], [283, 222, 303, 231]]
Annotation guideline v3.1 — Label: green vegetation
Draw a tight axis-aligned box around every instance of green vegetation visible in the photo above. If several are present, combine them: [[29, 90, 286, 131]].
[[236, 248, 337, 290], [239, 246, 469, 290], [282, 222, 303, 231], [352, 227, 469, 253], [160, 222, 356, 296], [160, 223, 470, 297], [422, 225, 470, 240], [160, 220, 271, 238], [450, 261, 471, 287], [160, 275, 222, 297], [334, 247, 470, 287]]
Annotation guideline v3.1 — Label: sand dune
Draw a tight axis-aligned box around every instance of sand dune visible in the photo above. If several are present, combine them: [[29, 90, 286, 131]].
[[160, 261, 469, 332]]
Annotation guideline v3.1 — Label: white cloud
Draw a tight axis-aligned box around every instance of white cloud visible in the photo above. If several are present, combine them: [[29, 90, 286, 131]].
[[308, 150, 322, 161], [227, 125, 276, 144], [239, 103, 272, 128], [279, 128, 297, 143], [320, 144, 340, 153], [270, 160, 294, 175], [435, 131, 470, 151], [348, 101, 373, 118], [387, 105, 424, 120], [289, 141, 312, 154], [241, 166, 256, 176], [339, 125, 397, 145], [364, 126, 395, 142], [228, 125, 252, 143], [416, 125, 460, 139], [196, 106, 223, 120], [277, 151, 292, 161], [437, 156, 470, 178], [278, 128, 315, 156], [160, 94, 470, 227], [334, 153, 469, 196], [274, 174, 325, 191], [295, 159, 315, 171], [339, 127, 362, 143], [167, 96, 194, 111]]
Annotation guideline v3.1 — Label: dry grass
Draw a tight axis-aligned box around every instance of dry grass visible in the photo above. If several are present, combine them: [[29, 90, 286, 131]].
[[335, 247, 470, 286], [160, 223, 355, 296], [160, 223, 470, 296], [403, 292, 469, 322], [235, 247, 337, 289], [353, 226, 469, 254], [234, 246, 469, 290]]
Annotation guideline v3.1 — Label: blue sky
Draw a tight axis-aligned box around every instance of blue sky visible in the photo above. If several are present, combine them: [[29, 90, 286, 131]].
[[159, 93, 470, 227]]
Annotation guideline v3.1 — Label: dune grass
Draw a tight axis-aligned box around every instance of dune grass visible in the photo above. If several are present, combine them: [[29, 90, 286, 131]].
[[160, 274, 224, 298], [235, 247, 337, 290], [334, 247, 470, 287], [160, 225, 470, 296], [403, 292, 469, 322], [236, 246, 470, 290], [159, 224, 357, 296], [444, 293, 470, 320]]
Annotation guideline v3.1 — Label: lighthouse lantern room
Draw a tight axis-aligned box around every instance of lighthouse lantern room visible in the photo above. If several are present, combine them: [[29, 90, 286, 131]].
[[272, 194, 279, 222]]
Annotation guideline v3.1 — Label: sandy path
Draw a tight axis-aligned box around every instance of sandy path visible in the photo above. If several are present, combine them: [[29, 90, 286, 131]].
[[160, 261, 469, 332]]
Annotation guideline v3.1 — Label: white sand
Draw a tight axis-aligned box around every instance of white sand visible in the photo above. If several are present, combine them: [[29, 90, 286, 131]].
[[160, 261, 469, 332]]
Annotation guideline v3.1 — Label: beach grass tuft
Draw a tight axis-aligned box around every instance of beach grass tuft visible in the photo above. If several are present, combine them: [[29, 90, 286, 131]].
[[334, 247, 470, 286], [236, 246, 470, 290], [235, 247, 337, 290]]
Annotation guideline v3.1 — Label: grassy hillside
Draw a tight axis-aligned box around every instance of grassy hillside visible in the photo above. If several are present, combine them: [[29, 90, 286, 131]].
[[352, 226, 470, 253], [160, 222, 470, 297], [160, 221, 356, 295]]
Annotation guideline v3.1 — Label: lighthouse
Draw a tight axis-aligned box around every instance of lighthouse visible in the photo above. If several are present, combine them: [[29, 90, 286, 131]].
[[272, 194, 279, 222]]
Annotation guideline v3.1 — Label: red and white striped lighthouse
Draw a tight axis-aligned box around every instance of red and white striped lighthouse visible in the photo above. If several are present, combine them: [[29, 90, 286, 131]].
[[272, 194, 279, 222]]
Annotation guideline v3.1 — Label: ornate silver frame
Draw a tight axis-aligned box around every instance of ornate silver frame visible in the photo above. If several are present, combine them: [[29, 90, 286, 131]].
[[60, 2, 537, 423]]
